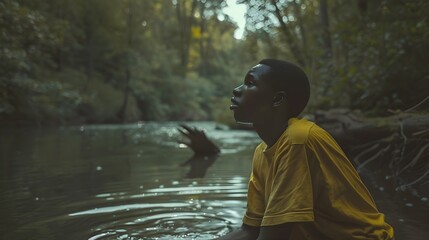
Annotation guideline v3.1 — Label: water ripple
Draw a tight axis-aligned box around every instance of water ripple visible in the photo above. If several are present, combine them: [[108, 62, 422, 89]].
[[65, 181, 247, 240]]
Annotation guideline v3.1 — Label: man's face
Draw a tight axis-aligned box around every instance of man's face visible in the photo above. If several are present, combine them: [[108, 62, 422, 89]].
[[230, 64, 275, 124]]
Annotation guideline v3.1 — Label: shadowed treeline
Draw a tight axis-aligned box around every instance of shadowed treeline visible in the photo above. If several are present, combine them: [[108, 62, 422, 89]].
[[0, 0, 245, 125], [1, 0, 428, 125]]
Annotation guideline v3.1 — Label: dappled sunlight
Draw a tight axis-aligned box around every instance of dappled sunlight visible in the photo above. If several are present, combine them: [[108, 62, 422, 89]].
[[1, 0, 428, 239]]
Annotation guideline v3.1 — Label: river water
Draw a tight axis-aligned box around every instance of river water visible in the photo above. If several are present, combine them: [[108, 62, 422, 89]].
[[0, 122, 428, 239]]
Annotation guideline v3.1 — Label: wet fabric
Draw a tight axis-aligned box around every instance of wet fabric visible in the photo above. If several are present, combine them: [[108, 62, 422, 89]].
[[243, 118, 394, 239]]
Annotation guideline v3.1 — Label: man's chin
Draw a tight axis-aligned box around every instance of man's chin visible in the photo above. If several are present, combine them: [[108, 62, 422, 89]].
[[233, 112, 253, 125]]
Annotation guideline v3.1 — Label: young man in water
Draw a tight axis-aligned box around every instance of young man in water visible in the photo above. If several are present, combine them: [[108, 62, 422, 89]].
[[218, 59, 394, 240]]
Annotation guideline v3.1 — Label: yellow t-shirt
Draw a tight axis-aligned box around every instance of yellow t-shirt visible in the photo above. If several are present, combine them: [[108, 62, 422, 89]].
[[243, 118, 394, 240]]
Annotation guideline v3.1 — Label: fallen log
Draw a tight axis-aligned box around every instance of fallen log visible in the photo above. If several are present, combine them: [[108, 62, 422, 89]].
[[313, 109, 429, 195]]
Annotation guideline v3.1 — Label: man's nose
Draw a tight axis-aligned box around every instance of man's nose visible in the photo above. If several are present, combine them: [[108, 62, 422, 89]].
[[233, 85, 243, 96]]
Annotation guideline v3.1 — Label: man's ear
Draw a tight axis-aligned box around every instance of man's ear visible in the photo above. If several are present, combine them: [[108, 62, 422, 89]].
[[273, 91, 286, 107]]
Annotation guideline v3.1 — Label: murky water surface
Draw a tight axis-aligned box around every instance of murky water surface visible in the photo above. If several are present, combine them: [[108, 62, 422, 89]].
[[0, 122, 428, 239]]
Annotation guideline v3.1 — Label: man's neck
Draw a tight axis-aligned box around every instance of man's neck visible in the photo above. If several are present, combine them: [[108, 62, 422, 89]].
[[253, 119, 290, 148]]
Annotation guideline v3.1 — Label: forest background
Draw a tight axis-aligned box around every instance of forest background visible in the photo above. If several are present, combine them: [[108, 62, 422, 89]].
[[1, 0, 428, 126]]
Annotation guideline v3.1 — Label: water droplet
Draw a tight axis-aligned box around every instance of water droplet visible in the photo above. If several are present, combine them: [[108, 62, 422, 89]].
[[80, 126, 85, 132], [96, 166, 103, 171], [378, 187, 384, 191], [118, 234, 129, 239], [421, 197, 428, 202], [159, 185, 164, 188], [399, 218, 404, 222], [139, 185, 144, 189], [405, 203, 413, 207], [172, 180, 179, 185], [35, 197, 39, 200], [395, 185, 406, 191]]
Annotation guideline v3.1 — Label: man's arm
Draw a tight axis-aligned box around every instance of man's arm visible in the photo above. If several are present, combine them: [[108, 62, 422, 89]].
[[256, 223, 293, 240], [217, 223, 293, 240], [216, 224, 260, 240]]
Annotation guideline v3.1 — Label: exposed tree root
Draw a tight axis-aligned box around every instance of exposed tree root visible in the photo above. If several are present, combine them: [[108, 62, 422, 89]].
[[314, 107, 429, 195]]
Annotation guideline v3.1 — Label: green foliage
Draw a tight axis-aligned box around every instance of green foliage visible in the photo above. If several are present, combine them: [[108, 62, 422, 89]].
[[239, 0, 429, 115], [2, 0, 427, 125], [332, 0, 429, 114], [0, 0, 69, 122], [0, 0, 243, 125]]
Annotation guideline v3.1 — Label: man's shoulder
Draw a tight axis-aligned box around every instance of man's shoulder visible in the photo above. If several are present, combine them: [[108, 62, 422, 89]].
[[286, 118, 315, 144], [304, 121, 340, 150]]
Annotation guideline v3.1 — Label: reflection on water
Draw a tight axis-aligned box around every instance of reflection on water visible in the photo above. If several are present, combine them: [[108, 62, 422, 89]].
[[70, 179, 247, 240], [0, 122, 428, 239]]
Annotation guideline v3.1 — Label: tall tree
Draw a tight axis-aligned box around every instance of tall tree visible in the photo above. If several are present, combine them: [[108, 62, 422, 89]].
[[175, 0, 198, 74]]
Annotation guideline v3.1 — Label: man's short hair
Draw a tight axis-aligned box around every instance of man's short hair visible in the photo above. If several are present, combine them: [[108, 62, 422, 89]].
[[259, 59, 310, 117]]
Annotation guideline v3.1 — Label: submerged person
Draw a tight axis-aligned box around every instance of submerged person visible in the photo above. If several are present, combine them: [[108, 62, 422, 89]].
[[218, 59, 394, 240], [178, 125, 220, 178]]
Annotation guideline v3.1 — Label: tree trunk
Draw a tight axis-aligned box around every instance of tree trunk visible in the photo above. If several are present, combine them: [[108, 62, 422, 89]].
[[176, 0, 198, 74], [270, 0, 307, 67], [116, 0, 135, 123], [319, 0, 332, 58], [199, 1, 207, 77], [291, 0, 308, 58], [116, 70, 130, 123]]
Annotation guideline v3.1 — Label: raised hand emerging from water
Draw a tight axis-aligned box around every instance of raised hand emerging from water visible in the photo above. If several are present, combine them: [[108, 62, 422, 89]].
[[178, 125, 220, 156], [178, 125, 220, 178]]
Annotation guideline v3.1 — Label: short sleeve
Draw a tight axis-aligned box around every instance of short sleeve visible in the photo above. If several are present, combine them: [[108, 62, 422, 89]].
[[262, 143, 315, 226], [243, 145, 266, 226]]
